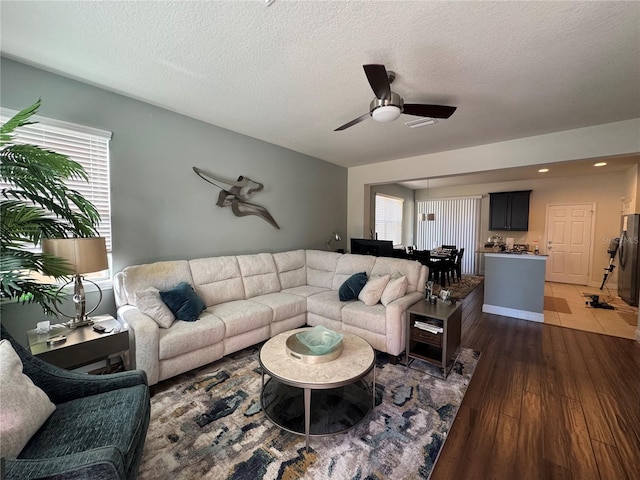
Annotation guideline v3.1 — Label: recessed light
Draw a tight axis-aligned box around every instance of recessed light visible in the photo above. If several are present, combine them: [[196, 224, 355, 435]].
[[538, 168, 549, 173], [594, 162, 607, 167]]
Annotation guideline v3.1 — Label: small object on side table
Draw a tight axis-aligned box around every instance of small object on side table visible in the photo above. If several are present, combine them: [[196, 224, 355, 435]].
[[46, 335, 67, 345]]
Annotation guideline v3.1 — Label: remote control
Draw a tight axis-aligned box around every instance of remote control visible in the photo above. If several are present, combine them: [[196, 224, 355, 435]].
[[93, 324, 106, 333]]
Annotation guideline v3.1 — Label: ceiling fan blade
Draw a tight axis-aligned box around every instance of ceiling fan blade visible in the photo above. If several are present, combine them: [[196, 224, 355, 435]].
[[363, 64, 391, 100], [334, 113, 371, 131], [403, 104, 457, 119]]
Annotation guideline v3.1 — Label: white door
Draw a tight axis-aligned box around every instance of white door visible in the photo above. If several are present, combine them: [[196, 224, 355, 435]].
[[545, 203, 594, 284]]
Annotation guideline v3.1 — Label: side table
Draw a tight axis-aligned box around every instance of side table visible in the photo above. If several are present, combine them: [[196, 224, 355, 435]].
[[405, 300, 462, 378], [27, 315, 129, 372]]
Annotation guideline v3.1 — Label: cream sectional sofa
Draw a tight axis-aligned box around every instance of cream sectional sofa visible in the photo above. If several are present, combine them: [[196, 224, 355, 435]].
[[113, 249, 428, 386]]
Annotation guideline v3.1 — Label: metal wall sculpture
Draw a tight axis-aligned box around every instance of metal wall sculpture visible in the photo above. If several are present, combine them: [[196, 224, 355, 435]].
[[193, 167, 280, 229]]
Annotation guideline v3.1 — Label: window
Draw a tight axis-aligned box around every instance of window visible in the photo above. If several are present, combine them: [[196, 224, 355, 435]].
[[375, 194, 404, 246], [416, 196, 481, 274], [1, 108, 112, 278]]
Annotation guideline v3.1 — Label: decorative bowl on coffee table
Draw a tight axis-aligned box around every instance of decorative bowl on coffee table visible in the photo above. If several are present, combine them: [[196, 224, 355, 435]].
[[296, 325, 343, 354]]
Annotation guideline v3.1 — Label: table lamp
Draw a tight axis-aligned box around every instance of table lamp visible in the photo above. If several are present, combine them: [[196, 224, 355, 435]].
[[326, 232, 342, 251], [42, 237, 109, 329]]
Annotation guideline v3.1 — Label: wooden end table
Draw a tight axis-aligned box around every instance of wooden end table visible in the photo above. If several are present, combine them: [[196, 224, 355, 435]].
[[405, 300, 462, 378], [27, 315, 129, 372]]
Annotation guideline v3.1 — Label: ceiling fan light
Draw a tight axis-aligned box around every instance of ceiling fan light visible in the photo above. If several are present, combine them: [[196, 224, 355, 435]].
[[371, 105, 401, 123]]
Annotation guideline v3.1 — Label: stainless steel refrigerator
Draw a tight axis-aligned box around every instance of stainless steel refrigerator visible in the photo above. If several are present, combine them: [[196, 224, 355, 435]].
[[618, 213, 640, 306]]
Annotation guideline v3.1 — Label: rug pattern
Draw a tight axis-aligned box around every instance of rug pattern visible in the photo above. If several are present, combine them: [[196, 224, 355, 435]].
[[432, 274, 483, 301], [139, 347, 479, 480]]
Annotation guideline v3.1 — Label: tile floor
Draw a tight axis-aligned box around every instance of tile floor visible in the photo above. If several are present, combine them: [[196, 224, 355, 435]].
[[544, 282, 638, 339]]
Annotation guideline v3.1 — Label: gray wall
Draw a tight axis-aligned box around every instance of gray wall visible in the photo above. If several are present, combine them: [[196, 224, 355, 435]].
[[1, 57, 347, 343]]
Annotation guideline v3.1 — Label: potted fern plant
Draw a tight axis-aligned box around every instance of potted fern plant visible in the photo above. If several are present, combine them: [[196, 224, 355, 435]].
[[0, 100, 102, 315]]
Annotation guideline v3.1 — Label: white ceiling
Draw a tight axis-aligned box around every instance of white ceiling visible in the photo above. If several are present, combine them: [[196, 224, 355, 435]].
[[1, 1, 639, 170], [399, 154, 640, 190]]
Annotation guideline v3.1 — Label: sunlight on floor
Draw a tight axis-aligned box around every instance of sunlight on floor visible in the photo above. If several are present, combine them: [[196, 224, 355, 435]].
[[544, 282, 638, 339]]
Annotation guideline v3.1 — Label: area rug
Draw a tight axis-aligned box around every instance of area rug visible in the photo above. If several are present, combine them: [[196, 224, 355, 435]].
[[544, 296, 572, 314], [432, 274, 483, 301], [138, 346, 479, 480]]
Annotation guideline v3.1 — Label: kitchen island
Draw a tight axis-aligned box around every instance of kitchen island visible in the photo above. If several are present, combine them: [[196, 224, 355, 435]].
[[482, 252, 547, 322]]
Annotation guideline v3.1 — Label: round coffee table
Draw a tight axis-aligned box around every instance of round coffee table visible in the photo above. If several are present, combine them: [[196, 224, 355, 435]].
[[259, 328, 375, 449]]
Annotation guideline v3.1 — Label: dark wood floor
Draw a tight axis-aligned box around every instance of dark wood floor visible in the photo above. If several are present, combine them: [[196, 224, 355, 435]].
[[431, 282, 640, 480]]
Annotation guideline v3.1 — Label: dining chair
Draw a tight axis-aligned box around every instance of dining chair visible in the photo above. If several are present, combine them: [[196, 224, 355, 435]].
[[413, 250, 440, 284], [454, 248, 465, 282], [441, 251, 457, 285]]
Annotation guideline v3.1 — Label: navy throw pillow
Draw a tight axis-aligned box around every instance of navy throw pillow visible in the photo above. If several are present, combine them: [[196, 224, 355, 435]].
[[339, 272, 368, 301], [159, 282, 205, 322]]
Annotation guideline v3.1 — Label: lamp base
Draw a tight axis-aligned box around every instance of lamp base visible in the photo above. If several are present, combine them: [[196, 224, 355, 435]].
[[53, 275, 103, 329], [67, 317, 94, 329]]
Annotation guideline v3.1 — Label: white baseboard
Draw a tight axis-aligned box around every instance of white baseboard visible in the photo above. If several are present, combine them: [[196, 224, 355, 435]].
[[482, 304, 544, 322]]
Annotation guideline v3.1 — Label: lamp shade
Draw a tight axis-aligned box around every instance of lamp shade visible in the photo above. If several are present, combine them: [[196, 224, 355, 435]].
[[42, 237, 108, 274]]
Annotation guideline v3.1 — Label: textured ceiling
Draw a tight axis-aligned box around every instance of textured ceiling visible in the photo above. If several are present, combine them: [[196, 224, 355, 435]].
[[1, 1, 639, 169]]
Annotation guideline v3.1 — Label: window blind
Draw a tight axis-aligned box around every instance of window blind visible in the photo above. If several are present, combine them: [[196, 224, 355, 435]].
[[375, 194, 404, 246], [416, 197, 481, 274], [0, 109, 113, 251]]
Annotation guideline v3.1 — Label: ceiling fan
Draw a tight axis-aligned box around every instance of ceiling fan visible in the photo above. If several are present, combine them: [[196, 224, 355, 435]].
[[335, 64, 457, 131]]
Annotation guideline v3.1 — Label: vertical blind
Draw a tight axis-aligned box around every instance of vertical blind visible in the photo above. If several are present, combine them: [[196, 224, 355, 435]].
[[375, 194, 404, 246], [416, 197, 482, 274], [0, 109, 113, 251]]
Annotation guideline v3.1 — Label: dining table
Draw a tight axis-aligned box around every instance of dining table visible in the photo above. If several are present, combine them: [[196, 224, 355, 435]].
[[428, 250, 457, 287]]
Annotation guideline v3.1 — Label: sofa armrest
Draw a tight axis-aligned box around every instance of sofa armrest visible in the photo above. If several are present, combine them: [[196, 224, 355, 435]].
[[118, 305, 161, 386], [4, 446, 126, 480], [384, 291, 424, 356]]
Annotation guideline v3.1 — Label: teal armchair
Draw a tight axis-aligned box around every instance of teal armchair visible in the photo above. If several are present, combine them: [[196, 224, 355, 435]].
[[1, 326, 150, 480]]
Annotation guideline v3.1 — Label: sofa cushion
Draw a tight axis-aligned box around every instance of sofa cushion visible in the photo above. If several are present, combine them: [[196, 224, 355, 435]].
[[160, 282, 206, 322], [208, 300, 273, 337], [273, 249, 307, 289], [237, 253, 281, 298], [358, 275, 391, 306], [0, 340, 56, 458], [158, 312, 225, 360], [121, 260, 193, 306], [342, 302, 387, 335], [332, 254, 377, 290], [307, 290, 351, 321], [306, 250, 341, 288], [381, 274, 409, 306], [371, 257, 423, 293], [338, 272, 368, 301], [189, 256, 245, 306], [281, 285, 330, 297], [135, 287, 175, 328], [250, 292, 307, 322]]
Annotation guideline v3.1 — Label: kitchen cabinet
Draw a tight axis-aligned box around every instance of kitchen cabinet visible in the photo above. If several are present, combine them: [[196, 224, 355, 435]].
[[489, 190, 531, 231]]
